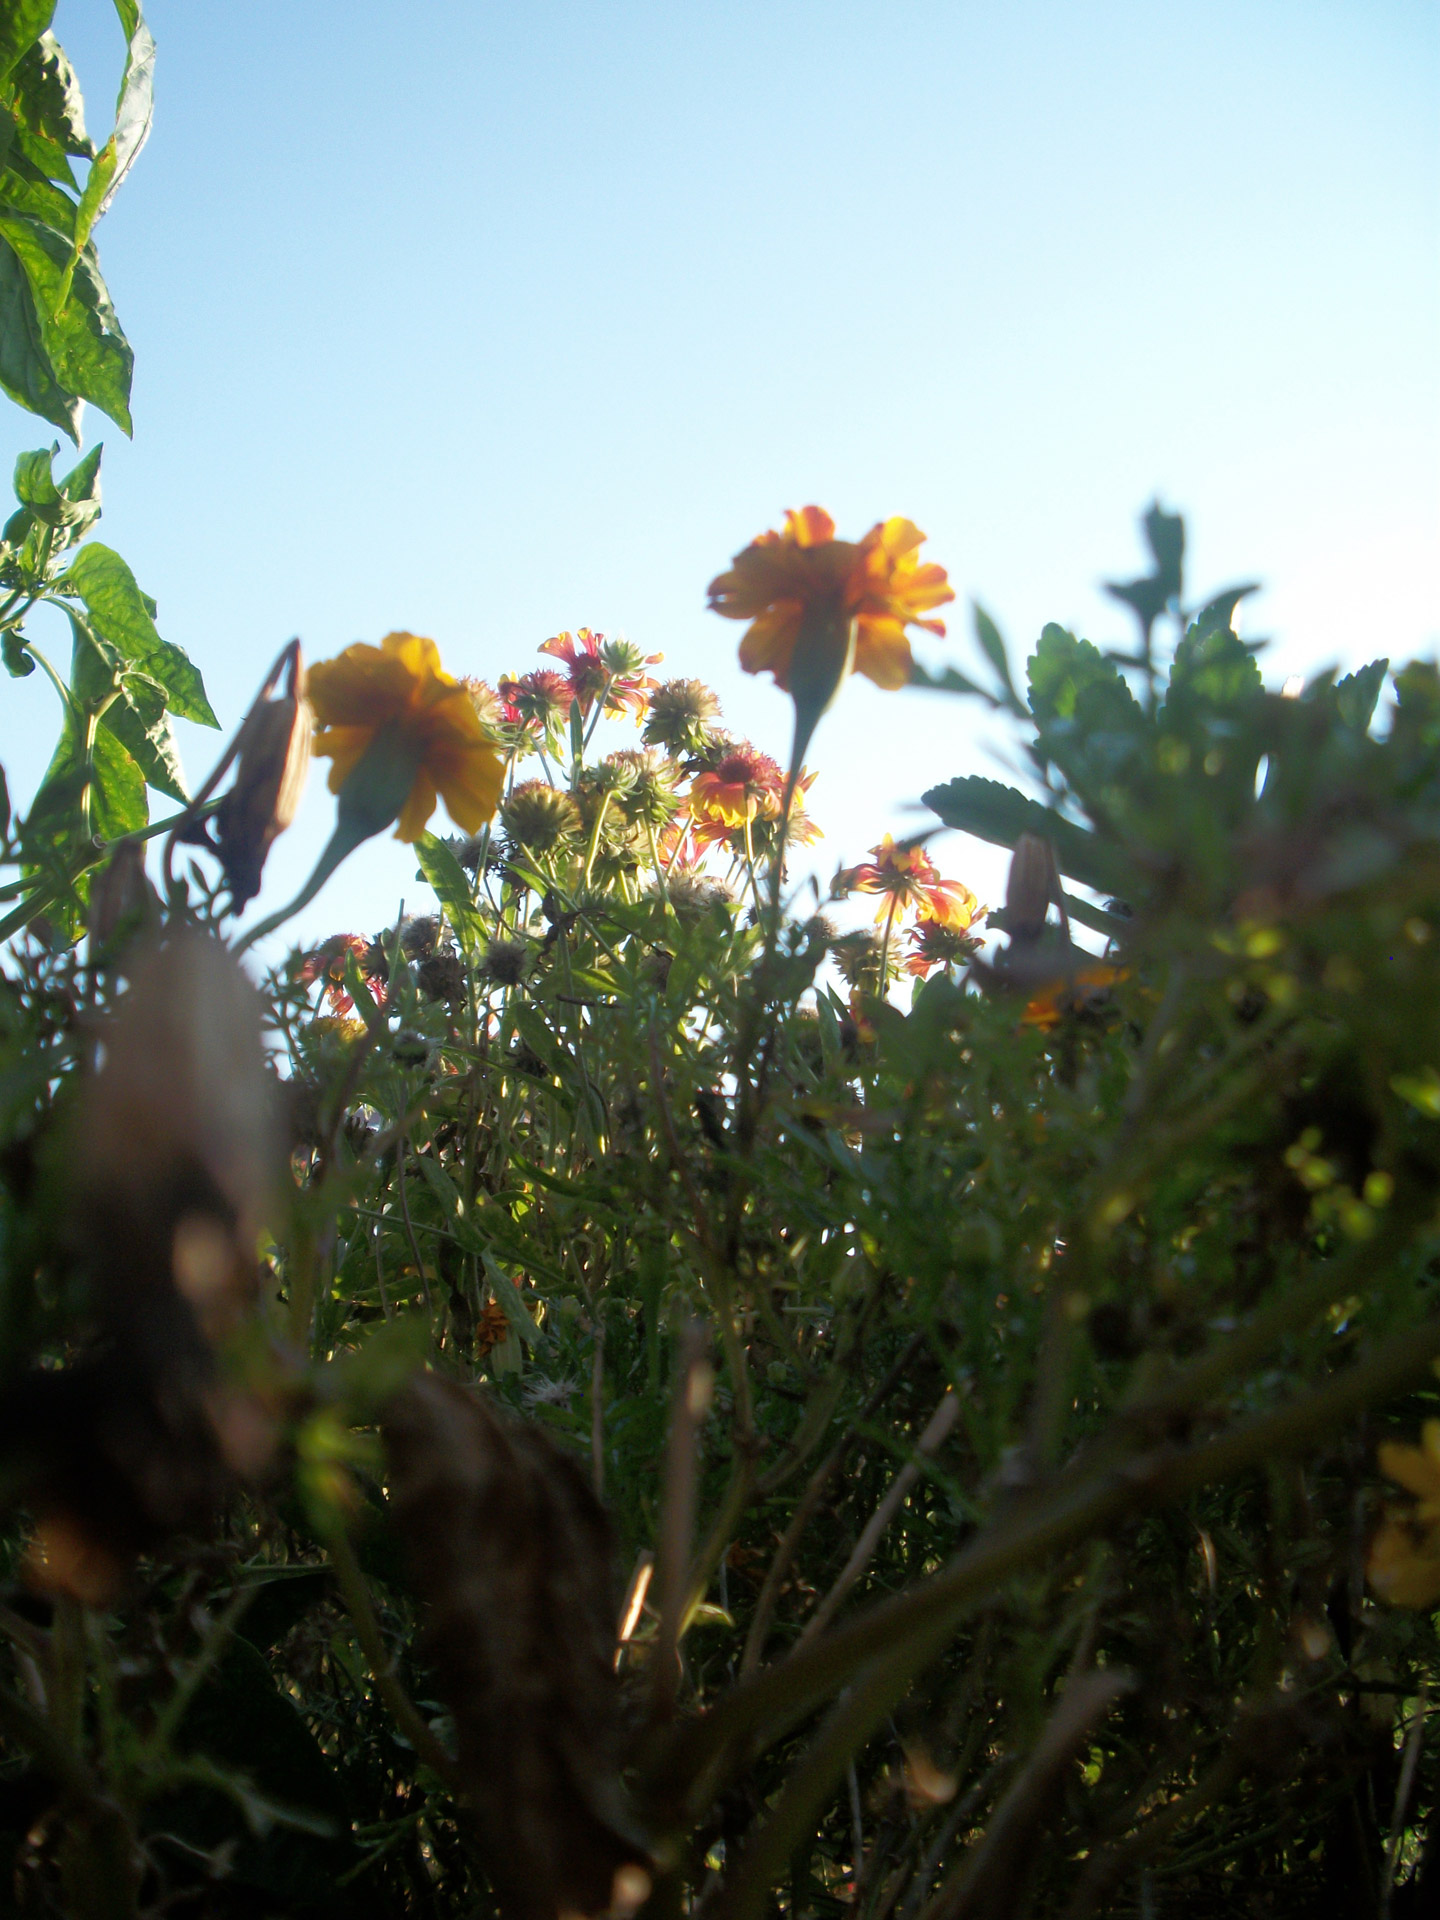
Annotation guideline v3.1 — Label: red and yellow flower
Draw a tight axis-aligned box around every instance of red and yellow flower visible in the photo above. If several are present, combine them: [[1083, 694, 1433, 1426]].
[[707, 506, 954, 695], [306, 631, 504, 842], [538, 628, 662, 719], [837, 836, 974, 928], [689, 742, 786, 829]]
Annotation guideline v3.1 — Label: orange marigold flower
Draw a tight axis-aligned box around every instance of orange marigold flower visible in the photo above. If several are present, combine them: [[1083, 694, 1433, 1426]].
[[707, 506, 954, 695], [307, 631, 504, 842], [837, 835, 966, 927], [690, 742, 786, 828]]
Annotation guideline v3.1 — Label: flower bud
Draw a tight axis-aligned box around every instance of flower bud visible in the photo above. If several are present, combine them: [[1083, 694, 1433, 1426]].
[[215, 665, 312, 907], [1005, 834, 1056, 944]]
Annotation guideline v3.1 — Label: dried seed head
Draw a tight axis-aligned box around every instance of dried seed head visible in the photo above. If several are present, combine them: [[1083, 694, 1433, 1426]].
[[384, 1376, 650, 1920], [502, 780, 584, 854], [482, 936, 531, 987], [215, 658, 312, 908], [400, 913, 446, 960], [1005, 833, 1057, 944], [86, 838, 157, 960], [657, 874, 734, 923], [418, 950, 467, 1007]]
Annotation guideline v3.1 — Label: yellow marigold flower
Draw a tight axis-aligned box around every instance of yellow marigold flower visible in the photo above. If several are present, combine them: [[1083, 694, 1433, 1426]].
[[1368, 1516, 1440, 1608], [307, 630, 504, 843], [707, 506, 954, 695]]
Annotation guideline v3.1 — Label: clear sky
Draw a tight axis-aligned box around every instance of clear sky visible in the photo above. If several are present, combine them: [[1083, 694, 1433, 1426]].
[[3, 0, 1437, 947]]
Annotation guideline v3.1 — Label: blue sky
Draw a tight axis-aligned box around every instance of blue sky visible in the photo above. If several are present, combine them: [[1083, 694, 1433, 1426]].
[[3, 0, 1437, 948]]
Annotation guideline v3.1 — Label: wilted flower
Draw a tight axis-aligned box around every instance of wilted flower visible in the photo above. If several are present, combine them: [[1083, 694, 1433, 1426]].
[[830, 928, 899, 991], [307, 630, 504, 843], [644, 677, 722, 754], [501, 780, 584, 855], [299, 933, 387, 1015], [213, 642, 313, 907], [539, 628, 662, 720], [462, 677, 509, 739], [708, 507, 954, 762], [659, 872, 735, 923], [905, 915, 985, 978], [498, 669, 575, 728]]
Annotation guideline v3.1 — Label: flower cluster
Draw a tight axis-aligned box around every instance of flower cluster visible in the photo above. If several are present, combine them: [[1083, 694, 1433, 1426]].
[[1368, 1422, 1440, 1608], [835, 835, 985, 977]]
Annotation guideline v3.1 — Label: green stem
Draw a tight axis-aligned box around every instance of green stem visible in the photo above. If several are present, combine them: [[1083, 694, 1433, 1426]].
[[233, 816, 371, 956]]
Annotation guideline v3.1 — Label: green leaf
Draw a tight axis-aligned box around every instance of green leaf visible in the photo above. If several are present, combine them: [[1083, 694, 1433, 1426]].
[[921, 773, 1130, 896], [2, 628, 34, 676], [1028, 624, 1145, 734], [973, 602, 1024, 711], [1335, 659, 1389, 735], [1104, 502, 1186, 638], [99, 673, 189, 802], [12, 438, 100, 537], [88, 711, 145, 837], [0, 232, 79, 436], [55, 2, 152, 305], [9, 33, 94, 179], [414, 829, 480, 940], [1163, 623, 1263, 726], [0, 209, 130, 432], [906, 658, 1000, 706], [1191, 584, 1260, 641], [59, 543, 217, 724], [480, 1252, 542, 1349], [0, 1, 54, 87]]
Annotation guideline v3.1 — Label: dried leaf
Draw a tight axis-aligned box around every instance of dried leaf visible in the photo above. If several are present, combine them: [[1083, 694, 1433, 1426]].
[[384, 1372, 650, 1920]]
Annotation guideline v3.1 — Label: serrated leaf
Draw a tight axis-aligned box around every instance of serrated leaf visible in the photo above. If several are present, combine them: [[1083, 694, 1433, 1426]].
[[1028, 624, 1145, 735], [1163, 623, 1263, 725], [60, 542, 217, 724], [0, 232, 79, 436], [1335, 659, 1389, 735], [1191, 584, 1260, 641], [0, 208, 131, 433], [921, 773, 1129, 895]]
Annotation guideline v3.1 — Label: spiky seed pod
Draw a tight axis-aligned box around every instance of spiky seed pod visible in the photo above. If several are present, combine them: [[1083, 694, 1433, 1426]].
[[383, 1375, 650, 1920], [643, 677, 722, 755], [658, 873, 735, 924], [482, 937, 531, 987], [502, 780, 584, 854], [400, 914, 446, 961], [609, 748, 680, 827], [418, 951, 466, 1007], [830, 928, 897, 989]]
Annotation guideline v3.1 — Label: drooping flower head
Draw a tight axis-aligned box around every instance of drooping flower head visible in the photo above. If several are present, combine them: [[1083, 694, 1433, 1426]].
[[307, 631, 504, 843], [498, 669, 575, 729], [644, 677, 722, 755], [836, 835, 972, 928], [500, 779, 584, 855], [690, 741, 786, 829], [905, 915, 986, 979], [707, 507, 954, 763]]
